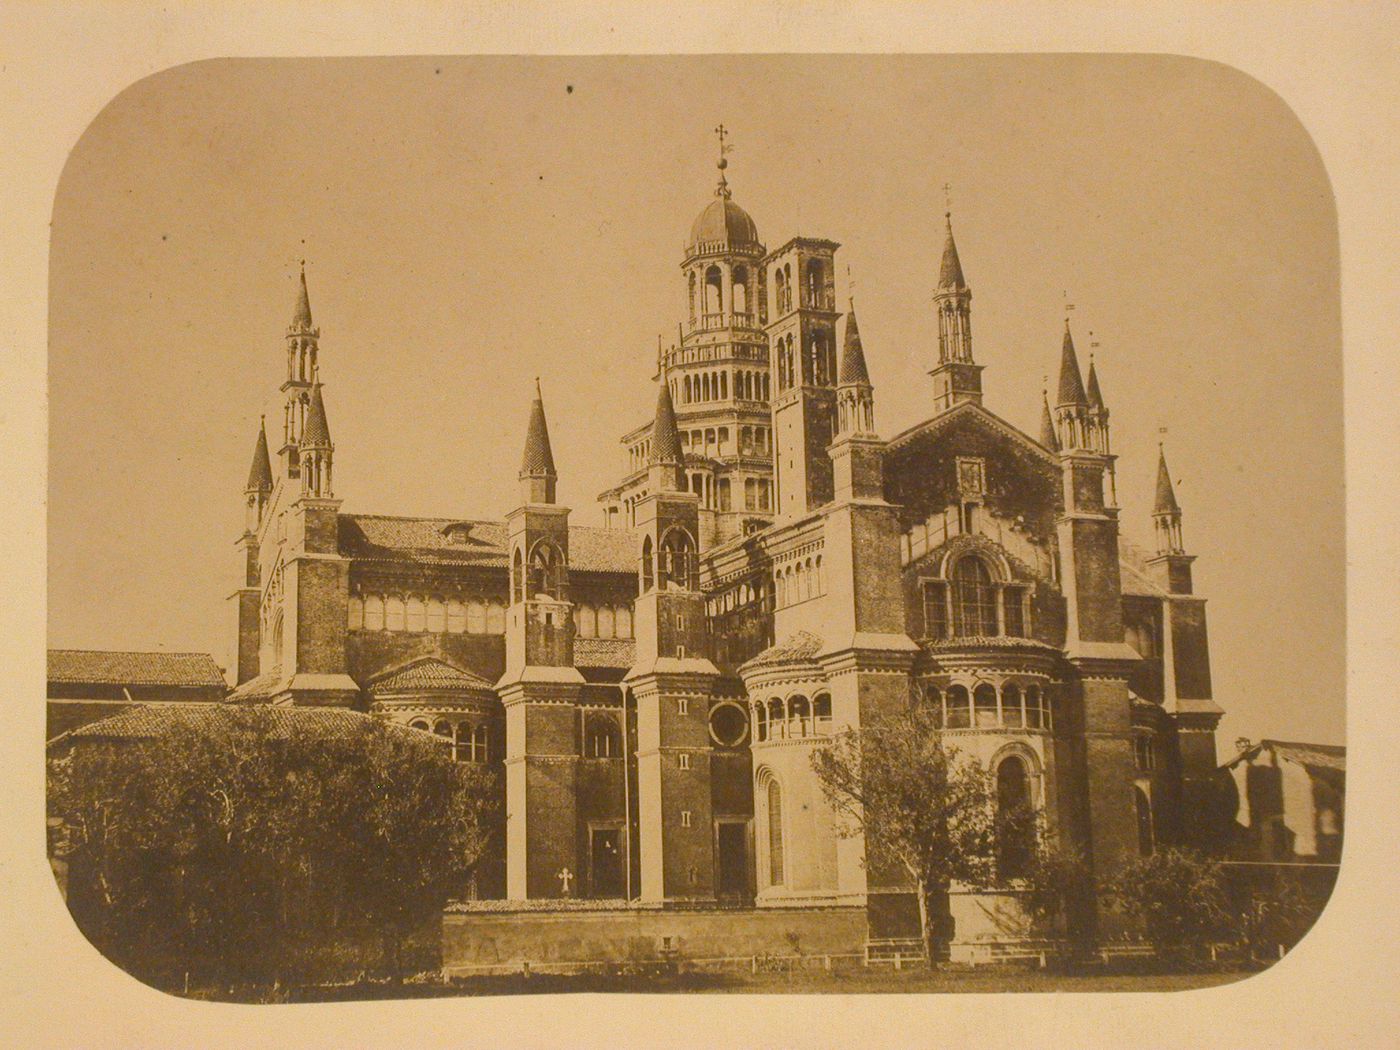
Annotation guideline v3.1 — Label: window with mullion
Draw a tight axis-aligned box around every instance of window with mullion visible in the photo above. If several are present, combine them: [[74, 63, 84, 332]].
[[951, 558, 998, 637]]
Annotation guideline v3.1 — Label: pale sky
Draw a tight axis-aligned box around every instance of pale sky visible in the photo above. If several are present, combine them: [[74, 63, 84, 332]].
[[48, 55, 1342, 747]]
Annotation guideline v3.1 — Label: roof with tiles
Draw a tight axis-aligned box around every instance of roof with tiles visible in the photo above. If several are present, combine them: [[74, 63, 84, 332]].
[[1117, 537, 1170, 598], [337, 515, 637, 573], [225, 669, 284, 704], [48, 650, 226, 689], [368, 656, 494, 695], [740, 631, 824, 672], [573, 637, 637, 670], [51, 704, 438, 749]]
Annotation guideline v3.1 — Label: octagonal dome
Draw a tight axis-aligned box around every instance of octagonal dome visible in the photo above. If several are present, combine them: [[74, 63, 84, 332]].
[[689, 196, 761, 251]]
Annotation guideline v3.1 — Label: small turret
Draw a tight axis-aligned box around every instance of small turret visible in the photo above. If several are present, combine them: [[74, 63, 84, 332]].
[[929, 212, 981, 411], [1147, 444, 1195, 594], [1038, 390, 1059, 452], [836, 304, 875, 437], [648, 375, 686, 493], [1054, 320, 1091, 450], [520, 379, 558, 505], [244, 418, 273, 532], [298, 373, 334, 498]]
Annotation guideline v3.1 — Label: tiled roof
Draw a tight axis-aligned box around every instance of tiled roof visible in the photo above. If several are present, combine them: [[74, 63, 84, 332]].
[[1261, 739, 1346, 772], [246, 422, 273, 491], [53, 704, 437, 747], [938, 214, 967, 290], [573, 637, 636, 670], [1057, 322, 1088, 407], [368, 656, 494, 695], [292, 266, 314, 328], [740, 631, 823, 672], [338, 515, 636, 574], [520, 383, 557, 476], [302, 378, 332, 447], [48, 650, 226, 689], [1038, 393, 1059, 451], [839, 307, 871, 385], [1117, 537, 1170, 598], [1154, 448, 1181, 515], [1085, 361, 1105, 412], [226, 669, 284, 703], [649, 380, 683, 466]]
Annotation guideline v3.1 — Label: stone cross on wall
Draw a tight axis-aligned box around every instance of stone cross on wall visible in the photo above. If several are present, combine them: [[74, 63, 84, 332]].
[[556, 866, 574, 896]]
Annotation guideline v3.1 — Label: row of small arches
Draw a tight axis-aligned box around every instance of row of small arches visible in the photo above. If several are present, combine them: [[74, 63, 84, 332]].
[[752, 693, 833, 741], [407, 718, 491, 763], [926, 682, 1053, 731], [349, 594, 506, 634], [774, 556, 824, 609]]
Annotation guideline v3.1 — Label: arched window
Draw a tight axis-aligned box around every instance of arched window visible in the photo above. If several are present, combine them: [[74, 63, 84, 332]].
[[717, 477, 731, 512], [511, 548, 525, 603], [774, 267, 787, 315], [347, 595, 364, 630], [996, 756, 1035, 879], [529, 541, 564, 599], [470, 723, 489, 763], [768, 697, 786, 739], [597, 604, 616, 639], [466, 599, 486, 634], [641, 535, 655, 592], [409, 718, 430, 732], [1135, 786, 1155, 855], [405, 597, 426, 632], [486, 600, 506, 634], [615, 604, 633, 639], [385, 596, 406, 631], [684, 375, 693, 404], [363, 594, 384, 631], [946, 684, 971, 729], [577, 604, 597, 638], [813, 693, 832, 733], [974, 683, 999, 728], [426, 597, 446, 633], [732, 266, 749, 315], [447, 599, 466, 633], [585, 715, 621, 758], [688, 270, 696, 321], [788, 695, 810, 738], [1025, 684, 1044, 729], [926, 685, 944, 727], [704, 265, 723, 315], [766, 777, 785, 886], [660, 528, 695, 591], [754, 701, 768, 742], [1002, 683, 1024, 728], [805, 259, 823, 307], [433, 719, 452, 739], [782, 263, 792, 312], [952, 557, 998, 637]]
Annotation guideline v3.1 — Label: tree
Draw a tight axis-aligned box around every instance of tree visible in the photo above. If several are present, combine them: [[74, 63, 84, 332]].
[[810, 703, 998, 963], [1018, 833, 1094, 947], [1105, 848, 1233, 959], [49, 707, 500, 993]]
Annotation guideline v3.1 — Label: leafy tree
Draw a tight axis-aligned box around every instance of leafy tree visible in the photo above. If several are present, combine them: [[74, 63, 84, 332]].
[[1018, 833, 1094, 947], [1105, 848, 1233, 959], [810, 703, 998, 963], [49, 707, 500, 993]]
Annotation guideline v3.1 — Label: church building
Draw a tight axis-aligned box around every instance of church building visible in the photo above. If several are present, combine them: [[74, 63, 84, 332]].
[[227, 144, 1223, 956]]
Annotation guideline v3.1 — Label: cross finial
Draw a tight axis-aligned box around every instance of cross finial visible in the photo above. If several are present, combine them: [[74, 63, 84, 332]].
[[713, 124, 732, 197], [846, 262, 856, 304]]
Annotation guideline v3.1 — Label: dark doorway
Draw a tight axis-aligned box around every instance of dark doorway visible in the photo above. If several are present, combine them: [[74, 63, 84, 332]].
[[590, 827, 624, 899], [716, 821, 750, 901]]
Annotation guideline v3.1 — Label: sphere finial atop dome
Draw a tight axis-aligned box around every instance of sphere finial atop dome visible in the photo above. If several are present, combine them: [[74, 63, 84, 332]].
[[687, 124, 759, 252]]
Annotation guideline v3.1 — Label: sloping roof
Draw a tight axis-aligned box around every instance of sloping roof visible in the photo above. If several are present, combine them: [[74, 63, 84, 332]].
[[292, 266, 314, 328], [367, 656, 494, 695], [689, 196, 760, 249], [1038, 393, 1059, 451], [1117, 537, 1170, 598], [1154, 448, 1181, 515], [302, 379, 332, 447], [246, 422, 274, 492], [1085, 361, 1106, 412], [649, 379, 684, 466], [338, 515, 636, 574], [53, 704, 435, 748], [48, 650, 226, 689], [573, 637, 637, 670], [1261, 739, 1346, 771], [885, 399, 1058, 465], [740, 631, 823, 672], [225, 669, 284, 704]]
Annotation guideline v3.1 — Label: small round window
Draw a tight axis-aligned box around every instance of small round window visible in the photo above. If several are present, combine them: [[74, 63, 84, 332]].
[[709, 702, 749, 748]]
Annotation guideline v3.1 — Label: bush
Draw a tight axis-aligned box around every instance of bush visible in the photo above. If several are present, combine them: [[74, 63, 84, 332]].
[[1106, 848, 1233, 959]]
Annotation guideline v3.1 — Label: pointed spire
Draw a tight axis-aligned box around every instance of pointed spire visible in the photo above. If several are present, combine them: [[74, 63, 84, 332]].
[[1056, 319, 1088, 406], [938, 212, 967, 291], [839, 303, 871, 385], [302, 373, 332, 448], [1085, 358, 1105, 413], [292, 262, 313, 329], [520, 378, 556, 477], [1154, 446, 1181, 515], [649, 378, 684, 467], [246, 418, 274, 491], [1039, 391, 1059, 451]]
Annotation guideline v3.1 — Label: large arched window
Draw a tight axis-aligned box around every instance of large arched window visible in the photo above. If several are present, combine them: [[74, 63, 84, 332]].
[[584, 715, 621, 758], [529, 541, 565, 600], [788, 695, 811, 738], [754, 701, 769, 742], [996, 756, 1035, 879], [641, 535, 655, 592], [732, 265, 749, 315], [1002, 683, 1024, 728], [813, 693, 832, 734], [946, 684, 971, 729], [660, 528, 696, 591], [768, 697, 786, 739], [704, 265, 723, 315], [766, 778, 785, 886], [951, 557, 998, 637], [511, 548, 525, 603], [974, 683, 999, 728]]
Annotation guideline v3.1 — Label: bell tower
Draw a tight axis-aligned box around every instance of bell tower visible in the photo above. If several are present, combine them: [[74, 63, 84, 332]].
[[626, 379, 719, 903], [497, 381, 585, 900], [929, 212, 982, 411], [765, 236, 840, 518], [278, 264, 319, 479]]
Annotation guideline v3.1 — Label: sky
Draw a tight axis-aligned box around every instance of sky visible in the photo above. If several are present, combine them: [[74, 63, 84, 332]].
[[47, 55, 1342, 747]]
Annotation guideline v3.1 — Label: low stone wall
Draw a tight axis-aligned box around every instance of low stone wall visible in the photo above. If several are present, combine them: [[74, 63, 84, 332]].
[[442, 902, 868, 974]]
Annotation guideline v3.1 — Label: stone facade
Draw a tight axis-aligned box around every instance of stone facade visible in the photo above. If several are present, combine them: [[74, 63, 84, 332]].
[[227, 152, 1223, 956]]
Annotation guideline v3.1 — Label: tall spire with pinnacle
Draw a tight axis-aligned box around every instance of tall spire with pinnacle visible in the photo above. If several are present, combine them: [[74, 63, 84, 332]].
[[1054, 319, 1093, 452], [520, 379, 558, 504], [1039, 390, 1059, 452], [836, 302, 876, 437], [1148, 444, 1193, 592], [930, 210, 980, 411], [1056, 320, 1088, 407], [280, 262, 321, 478], [298, 371, 334, 498], [648, 376, 686, 492], [292, 263, 314, 329], [246, 418, 274, 493], [1154, 446, 1181, 518], [1085, 358, 1105, 414]]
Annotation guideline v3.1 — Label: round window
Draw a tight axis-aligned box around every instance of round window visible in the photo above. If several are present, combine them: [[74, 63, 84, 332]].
[[709, 702, 749, 748]]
